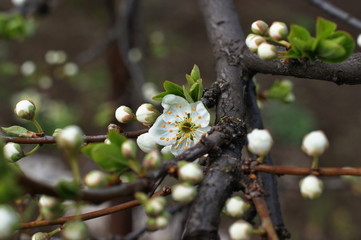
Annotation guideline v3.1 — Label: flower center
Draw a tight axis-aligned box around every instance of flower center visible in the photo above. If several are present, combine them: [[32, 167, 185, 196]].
[[178, 119, 196, 135]]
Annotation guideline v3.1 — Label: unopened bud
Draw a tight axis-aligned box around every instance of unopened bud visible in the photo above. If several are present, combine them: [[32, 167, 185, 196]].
[[62, 221, 88, 240], [269, 21, 288, 40], [228, 220, 252, 240], [300, 175, 323, 199], [115, 106, 135, 123], [251, 20, 268, 35], [224, 196, 250, 218], [32, 232, 50, 240], [56, 125, 84, 154], [155, 212, 170, 229], [247, 129, 273, 156], [63, 62, 79, 77], [20, 61, 36, 76], [357, 34, 361, 48], [107, 123, 121, 133], [121, 140, 137, 159], [302, 130, 329, 157], [0, 205, 20, 239], [143, 150, 161, 169], [14, 100, 36, 120], [172, 183, 197, 203], [137, 133, 158, 153], [178, 162, 203, 184], [84, 170, 108, 188], [257, 42, 277, 61], [3, 142, 24, 162], [245, 34, 266, 53], [144, 196, 167, 217], [52, 128, 62, 137], [136, 103, 160, 126], [39, 195, 58, 209]]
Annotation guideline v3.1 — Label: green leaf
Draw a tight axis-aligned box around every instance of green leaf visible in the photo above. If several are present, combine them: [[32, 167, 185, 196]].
[[152, 91, 168, 101], [2, 126, 37, 137], [316, 17, 337, 40], [107, 131, 126, 147], [190, 64, 201, 81], [189, 81, 203, 102], [183, 86, 194, 103], [128, 159, 142, 174], [316, 39, 345, 61], [288, 25, 313, 58], [90, 143, 129, 172], [319, 31, 354, 63], [186, 74, 195, 86], [163, 81, 184, 97], [55, 181, 81, 200]]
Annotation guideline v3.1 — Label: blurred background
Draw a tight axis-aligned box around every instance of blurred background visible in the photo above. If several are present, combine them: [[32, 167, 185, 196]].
[[1, 0, 361, 239]]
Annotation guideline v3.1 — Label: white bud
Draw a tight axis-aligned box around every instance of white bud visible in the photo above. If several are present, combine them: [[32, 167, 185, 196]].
[[245, 34, 266, 52], [257, 42, 277, 61], [63, 62, 79, 76], [224, 196, 250, 218], [45, 50, 67, 65], [56, 125, 84, 153], [115, 106, 135, 123], [3, 142, 24, 162], [228, 220, 252, 240], [0, 205, 20, 239], [84, 170, 107, 188], [251, 20, 269, 35], [178, 162, 203, 184], [39, 195, 58, 209], [302, 130, 329, 157], [32, 232, 50, 240], [172, 183, 197, 203], [144, 196, 166, 216], [161, 145, 172, 155], [136, 103, 160, 126], [357, 34, 361, 48], [136, 133, 158, 153], [20, 61, 36, 76], [12, 0, 26, 6], [247, 129, 273, 156], [284, 93, 295, 103], [143, 150, 161, 169], [300, 175, 323, 199], [121, 140, 137, 159], [155, 214, 169, 229], [269, 21, 288, 40], [104, 138, 111, 144], [14, 99, 36, 120], [62, 221, 88, 240]]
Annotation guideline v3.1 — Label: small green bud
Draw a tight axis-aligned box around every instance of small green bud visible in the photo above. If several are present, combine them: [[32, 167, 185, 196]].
[[3, 142, 24, 162], [31, 232, 50, 240], [251, 20, 269, 35], [143, 150, 161, 169], [144, 196, 167, 217], [135, 192, 148, 204], [84, 170, 108, 188], [52, 128, 63, 137]]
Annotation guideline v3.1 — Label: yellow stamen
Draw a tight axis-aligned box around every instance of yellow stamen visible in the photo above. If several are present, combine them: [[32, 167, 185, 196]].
[[168, 110, 172, 114], [169, 130, 173, 133], [198, 116, 202, 119], [160, 137, 165, 140], [183, 147, 187, 150], [174, 146, 178, 149], [178, 105, 182, 108], [189, 117, 193, 121], [162, 124, 166, 128], [166, 138, 169, 141], [192, 107, 196, 111]]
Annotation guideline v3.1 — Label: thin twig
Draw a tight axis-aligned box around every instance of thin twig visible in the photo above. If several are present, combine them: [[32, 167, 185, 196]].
[[2, 129, 148, 144], [20, 188, 170, 230], [254, 164, 361, 176], [252, 197, 279, 240], [307, 0, 361, 30]]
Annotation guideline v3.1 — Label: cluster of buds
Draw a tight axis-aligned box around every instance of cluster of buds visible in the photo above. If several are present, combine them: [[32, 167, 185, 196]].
[[224, 196, 250, 218], [246, 20, 289, 61], [115, 103, 160, 127], [135, 192, 170, 230]]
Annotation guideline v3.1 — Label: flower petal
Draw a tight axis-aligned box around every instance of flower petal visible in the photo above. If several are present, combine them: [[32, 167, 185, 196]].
[[149, 116, 178, 145], [170, 137, 196, 156], [190, 101, 210, 127], [161, 95, 192, 123], [194, 126, 211, 142]]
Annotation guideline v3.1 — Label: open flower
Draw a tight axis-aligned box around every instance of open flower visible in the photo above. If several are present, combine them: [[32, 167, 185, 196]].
[[149, 94, 211, 156]]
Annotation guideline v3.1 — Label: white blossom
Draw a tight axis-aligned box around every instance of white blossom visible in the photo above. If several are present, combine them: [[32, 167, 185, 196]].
[[257, 42, 277, 61], [3, 142, 24, 162], [245, 34, 265, 53], [228, 220, 252, 240], [178, 162, 203, 183], [172, 183, 197, 203], [251, 20, 268, 35], [224, 196, 250, 218], [115, 106, 135, 123], [148, 94, 211, 156], [269, 21, 288, 40], [247, 129, 273, 156], [14, 99, 36, 120], [300, 175, 323, 199], [136, 132, 158, 153], [302, 130, 329, 157], [0, 205, 19, 239]]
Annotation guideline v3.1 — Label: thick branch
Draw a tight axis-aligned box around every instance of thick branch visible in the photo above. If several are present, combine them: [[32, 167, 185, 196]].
[[243, 49, 361, 85]]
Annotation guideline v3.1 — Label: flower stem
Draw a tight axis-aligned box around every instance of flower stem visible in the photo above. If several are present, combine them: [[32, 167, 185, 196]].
[[257, 155, 265, 163], [31, 119, 43, 134], [311, 156, 319, 170], [48, 227, 62, 237], [24, 144, 40, 156], [69, 155, 81, 186]]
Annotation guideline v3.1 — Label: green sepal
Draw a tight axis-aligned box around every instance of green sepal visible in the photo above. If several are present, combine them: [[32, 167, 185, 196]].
[[55, 180, 81, 200], [186, 74, 195, 86], [182, 86, 194, 103], [2, 126, 37, 137], [189, 80, 203, 102]]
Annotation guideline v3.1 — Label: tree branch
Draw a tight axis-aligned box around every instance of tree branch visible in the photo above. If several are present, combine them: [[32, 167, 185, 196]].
[[307, 0, 361, 30], [243, 49, 361, 85]]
